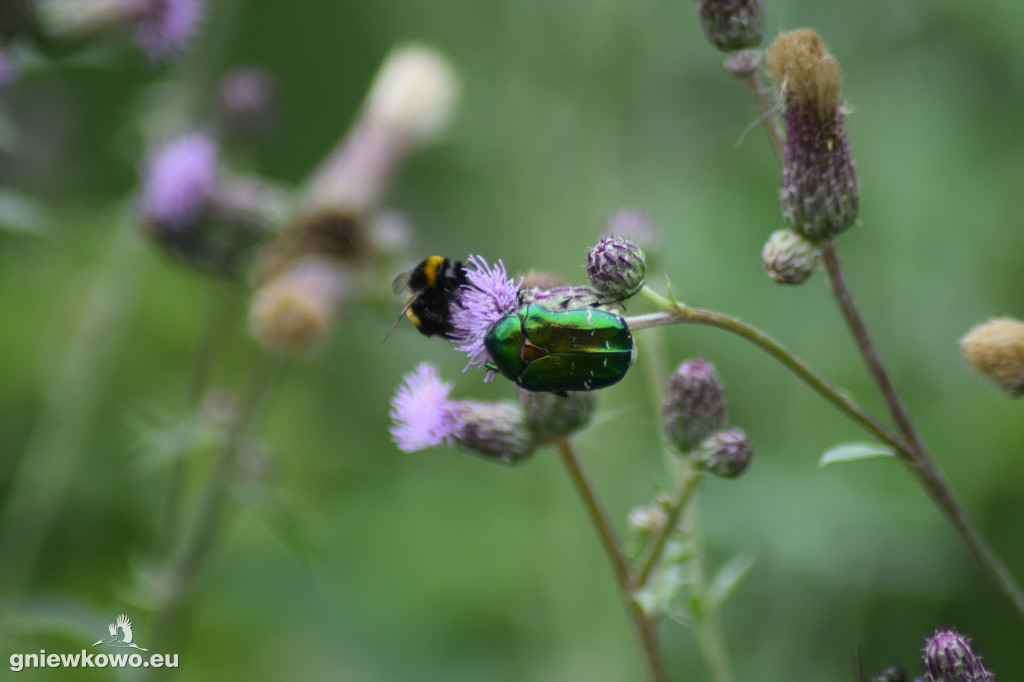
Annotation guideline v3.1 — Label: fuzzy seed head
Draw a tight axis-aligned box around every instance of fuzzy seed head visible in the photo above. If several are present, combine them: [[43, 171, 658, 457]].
[[923, 629, 995, 682], [365, 44, 459, 144], [695, 427, 753, 479], [662, 358, 728, 452], [762, 229, 821, 284], [766, 28, 841, 118], [250, 257, 347, 352], [961, 317, 1024, 398], [697, 0, 765, 52], [587, 236, 647, 300]]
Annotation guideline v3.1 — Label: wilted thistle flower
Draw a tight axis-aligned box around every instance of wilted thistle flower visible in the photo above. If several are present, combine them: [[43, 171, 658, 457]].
[[694, 427, 753, 478], [586, 236, 646, 300], [216, 66, 278, 141], [260, 44, 458, 280], [697, 0, 765, 52], [450, 255, 521, 375], [250, 257, 348, 353], [922, 628, 995, 682], [766, 29, 859, 241], [39, 0, 202, 63], [140, 131, 285, 274], [390, 363, 536, 463], [662, 358, 728, 452], [761, 228, 821, 284], [520, 389, 596, 440], [960, 317, 1024, 398]]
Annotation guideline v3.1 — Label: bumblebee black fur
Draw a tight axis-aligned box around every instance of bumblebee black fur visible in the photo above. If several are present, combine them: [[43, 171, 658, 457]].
[[392, 256, 467, 338]]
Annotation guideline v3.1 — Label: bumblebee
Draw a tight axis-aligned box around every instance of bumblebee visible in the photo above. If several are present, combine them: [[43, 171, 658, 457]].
[[390, 256, 467, 338]]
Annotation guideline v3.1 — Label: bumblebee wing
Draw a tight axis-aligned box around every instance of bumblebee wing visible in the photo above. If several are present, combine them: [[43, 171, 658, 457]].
[[391, 270, 414, 295], [384, 294, 418, 342]]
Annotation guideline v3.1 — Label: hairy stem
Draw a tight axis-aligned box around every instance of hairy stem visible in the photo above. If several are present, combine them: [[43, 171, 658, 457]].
[[149, 356, 284, 658], [553, 438, 667, 682]]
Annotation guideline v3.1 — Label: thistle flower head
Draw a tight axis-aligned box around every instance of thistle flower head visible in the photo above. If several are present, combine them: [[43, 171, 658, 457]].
[[961, 317, 1024, 398], [662, 358, 728, 452], [134, 0, 202, 63], [922, 628, 995, 682], [451, 400, 536, 464], [761, 229, 821, 284], [140, 131, 219, 230], [695, 427, 753, 478], [450, 255, 521, 373], [697, 0, 766, 52], [586, 236, 647, 300], [766, 29, 858, 241], [389, 363, 463, 452], [520, 389, 596, 440]]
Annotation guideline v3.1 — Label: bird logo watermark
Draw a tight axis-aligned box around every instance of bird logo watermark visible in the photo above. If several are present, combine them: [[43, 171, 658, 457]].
[[92, 615, 149, 651]]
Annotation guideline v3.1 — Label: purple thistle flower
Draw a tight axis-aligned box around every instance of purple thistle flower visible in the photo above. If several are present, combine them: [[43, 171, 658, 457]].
[[450, 255, 521, 374], [389, 363, 463, 452], [134, 0, 202, 63], [141, 131, 219, 229], [923, 628, 995, 682]]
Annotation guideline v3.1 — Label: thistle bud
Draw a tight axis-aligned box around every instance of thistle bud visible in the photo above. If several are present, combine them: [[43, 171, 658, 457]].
[[694, 427, 753, 478], [960, 317, 1024, 398], [766, 29, 859, 241], [662, 358, 728, 452], [586, 236, 646, 300], [520, 389, 596, 440], [761, 229, 821, 284], [250, 257, 347, 353], [697, 0, 765, 52], [922, 629, 995, 682], [451, 401, 537, 464]]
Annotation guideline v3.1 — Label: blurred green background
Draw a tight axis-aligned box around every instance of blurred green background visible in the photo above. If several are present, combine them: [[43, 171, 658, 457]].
[[2, 0, 1024, 679]]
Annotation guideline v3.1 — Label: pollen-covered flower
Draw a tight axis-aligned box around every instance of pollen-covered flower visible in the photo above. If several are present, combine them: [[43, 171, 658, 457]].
[[662, 358, 728, 452], [922, 628, 995, 682], [140, 131, 219, 230], [450, 255, 521, 373], [586, 236, 647, 300], [389, 363, 462, 453], [766, 29, 859, 241]]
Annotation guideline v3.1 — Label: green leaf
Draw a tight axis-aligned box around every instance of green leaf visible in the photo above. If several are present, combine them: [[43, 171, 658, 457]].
[[709, 551, 757, 605], [818, 442, 896, 468]]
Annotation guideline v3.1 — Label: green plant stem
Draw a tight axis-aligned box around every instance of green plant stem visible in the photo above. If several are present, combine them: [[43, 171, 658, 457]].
[[688, 502, 735, 682], [553, 438, 667, 682], [818, 242, 1024, 622], [632, 286, 1024, 623], [631, 287, 900, 451], [634, 471, 702, 591], [149, 355, 284, 658], [155, 281, 235, 558]]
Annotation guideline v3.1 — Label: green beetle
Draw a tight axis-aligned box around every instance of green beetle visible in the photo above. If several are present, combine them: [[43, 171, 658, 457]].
[[484, 303, 635, 394]]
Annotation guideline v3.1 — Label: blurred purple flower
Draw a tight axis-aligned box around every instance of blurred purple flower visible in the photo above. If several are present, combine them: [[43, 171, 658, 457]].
[[141, 131, 218, 229], [389, 363, 462, 452], [450, 255, 521, 373], [134, 0, 202, 63]]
